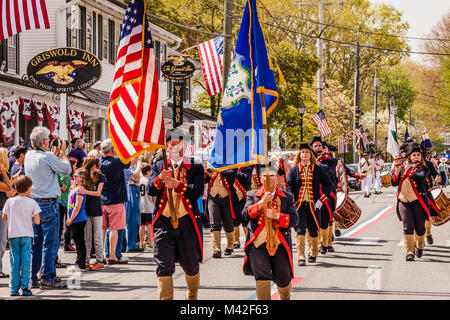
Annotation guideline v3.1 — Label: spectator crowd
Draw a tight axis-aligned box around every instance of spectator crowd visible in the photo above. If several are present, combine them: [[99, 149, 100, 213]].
[[0, 127, 158, 296]]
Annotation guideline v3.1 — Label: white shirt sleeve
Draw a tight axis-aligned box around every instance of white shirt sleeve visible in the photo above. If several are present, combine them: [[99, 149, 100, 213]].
[[32, 199, 42, 217], [2, 200, 10, 218]]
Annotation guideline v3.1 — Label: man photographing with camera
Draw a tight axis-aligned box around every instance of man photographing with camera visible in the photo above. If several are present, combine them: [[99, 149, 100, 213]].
[[24, 127, 72, 289]]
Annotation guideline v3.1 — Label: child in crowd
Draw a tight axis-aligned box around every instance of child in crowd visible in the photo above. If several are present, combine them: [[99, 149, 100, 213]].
[[67, 168, 89, 270], [138, 163, 154, 249], [2, 176, 40, 296], [80, 156, 106, 270]]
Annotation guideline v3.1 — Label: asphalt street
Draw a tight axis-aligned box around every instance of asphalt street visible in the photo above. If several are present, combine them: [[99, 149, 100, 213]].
[[1, 186, 449, 300]]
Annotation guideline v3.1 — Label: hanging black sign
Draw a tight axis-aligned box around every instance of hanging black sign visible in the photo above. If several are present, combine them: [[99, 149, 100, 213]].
[[173, 81, 184, 128], [162, 56, 195, 81], [27, 47, 102, 93]]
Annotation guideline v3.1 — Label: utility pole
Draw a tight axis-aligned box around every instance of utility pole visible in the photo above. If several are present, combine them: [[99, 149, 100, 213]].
[[373, 68, 378, 151], [222, 0, 235, 91], [352, 42, 360, 163], [296, 1, 350, 109]]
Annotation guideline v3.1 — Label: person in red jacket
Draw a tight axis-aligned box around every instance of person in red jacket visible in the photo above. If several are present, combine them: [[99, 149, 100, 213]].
[[242, 161, 298, 300]]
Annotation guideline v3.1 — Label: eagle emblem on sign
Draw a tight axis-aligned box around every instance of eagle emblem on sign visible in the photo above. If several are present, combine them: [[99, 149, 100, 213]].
[[36, 60, 88, 85]]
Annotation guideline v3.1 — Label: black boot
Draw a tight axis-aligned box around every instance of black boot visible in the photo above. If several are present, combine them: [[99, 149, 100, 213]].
[[212, 250, 221, 258], [426, 235, 433, 245], [327, 246, 334, 252], [406, 254, 415, 261], [334, 230, 341, 237], [224, 248, 233, 256], [416, 248, 423, 258], [298, 259, 306, 266], [308, 256, 316, 263], [319, 246, 327, 254]]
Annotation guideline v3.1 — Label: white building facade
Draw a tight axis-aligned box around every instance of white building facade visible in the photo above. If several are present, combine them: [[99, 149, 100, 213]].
[[0, 0, 215, 150]]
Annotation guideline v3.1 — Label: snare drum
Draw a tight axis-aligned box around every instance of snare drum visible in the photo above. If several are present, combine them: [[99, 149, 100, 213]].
[[381, 171, 392, 187], [430, 187, 450, 226], [333, 191, 362, 229]]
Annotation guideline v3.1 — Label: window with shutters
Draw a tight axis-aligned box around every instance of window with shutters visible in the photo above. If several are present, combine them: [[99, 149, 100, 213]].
[[0, 34, 19, 75], [103, 18, 108, 61], [86, 11, 93, 53], [97, 14, 103, 59], [108, 19, 115, 64], [115, 23, 120, 59], [7, 35, 19, 74]]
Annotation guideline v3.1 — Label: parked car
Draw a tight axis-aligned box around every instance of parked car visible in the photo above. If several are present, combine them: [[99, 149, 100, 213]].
[[347, 164, 361, 191]]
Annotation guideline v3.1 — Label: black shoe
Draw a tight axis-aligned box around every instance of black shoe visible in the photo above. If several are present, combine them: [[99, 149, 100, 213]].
[[334, 230, 341, 237], [233, 243, 240, 249], [319, 246, 327, 254], [406, 254, 415, 261], [308, 256, 316, 263], [212, 250, 221, 258], [224, 248, 233, 256], [416, 248, 423, 258], [22, 289, 33, 296], [31, 280, 40, 289], [298, 259, 306, 266], [40, 280, 67, 289], [327, 246, 334, 252], [426, 235, 433, 245]]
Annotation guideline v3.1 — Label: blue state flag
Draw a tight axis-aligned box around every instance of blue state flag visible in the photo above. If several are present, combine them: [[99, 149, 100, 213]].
[[404, 127, 410, 142], [207, 0, 278, 172]]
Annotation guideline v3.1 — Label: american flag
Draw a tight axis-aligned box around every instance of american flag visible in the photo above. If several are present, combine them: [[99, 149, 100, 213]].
[[185, 140, 196, 157], [197, 36, 224, 96], [338, 138, 347, 154], [354, 126, 369, 145], [312, 109, 332, 137], [108, 0, 165, 163], [0, 0, 50, 42]]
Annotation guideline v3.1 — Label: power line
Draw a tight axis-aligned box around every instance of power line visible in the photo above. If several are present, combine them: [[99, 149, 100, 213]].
[[263, 21, 450, 56], [296, 15, 450, 42]]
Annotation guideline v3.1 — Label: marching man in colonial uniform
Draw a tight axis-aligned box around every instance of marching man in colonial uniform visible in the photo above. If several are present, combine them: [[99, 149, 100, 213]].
[[205, 168, 240, 258], [372, 153, 385, 194], [309, 137, 338, 254], [286, 143, 332, 266], [147, 129, 205, 300], [242, 161, 298, 300], [391, 142, 438, 261], [233, 166, 253, 248], [359, 151, 373, 197], [251, 164, 263, 190]]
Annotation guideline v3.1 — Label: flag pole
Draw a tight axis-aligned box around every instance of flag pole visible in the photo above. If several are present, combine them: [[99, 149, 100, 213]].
[[261, 91, 277, 256], [162, 149, 179, 229]]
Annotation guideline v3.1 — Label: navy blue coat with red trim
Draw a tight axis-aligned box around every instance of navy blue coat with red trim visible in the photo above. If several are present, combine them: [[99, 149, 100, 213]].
[[286, 163, 333, 208], [147, 157, 205, 261], [236, 166, 253, 191], [205, 169, 241, 220], [241, 188, 299, 277], [318, 155, 338, 219], [391, 165, 439, 220]]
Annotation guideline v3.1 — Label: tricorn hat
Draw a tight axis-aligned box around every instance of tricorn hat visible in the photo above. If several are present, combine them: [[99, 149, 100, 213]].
[[405, 142, 425, 157], [309, 136, 323, 147], [299, 142, 318, 158], [324, 142, 337, 152]]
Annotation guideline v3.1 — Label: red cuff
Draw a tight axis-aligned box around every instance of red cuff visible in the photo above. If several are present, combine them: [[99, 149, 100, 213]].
[[392, 173, 399, 183], [174, 181, 187, 194], [319, 194, 328, 204], [278, 213, 290, 228], [154, 176, 164, 190], [248, 203, 261, 219]]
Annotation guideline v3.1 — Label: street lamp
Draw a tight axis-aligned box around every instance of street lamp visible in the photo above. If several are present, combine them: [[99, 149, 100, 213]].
[[298, 102, 307, 142]]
